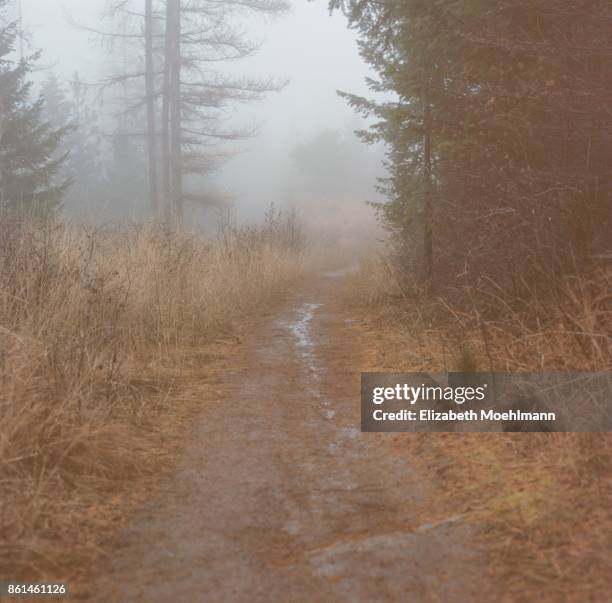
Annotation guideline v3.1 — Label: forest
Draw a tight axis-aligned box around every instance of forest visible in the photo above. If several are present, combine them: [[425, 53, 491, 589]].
[[0, 0, 611, 601], [333, 0, 612, 286]]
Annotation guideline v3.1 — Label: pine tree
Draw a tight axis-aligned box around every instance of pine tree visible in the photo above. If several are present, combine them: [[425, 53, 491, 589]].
[[331, 0, 449, 279], [333, 0, 612, 286], [0, 3, 70, 214], [40, 73, 106, 217]]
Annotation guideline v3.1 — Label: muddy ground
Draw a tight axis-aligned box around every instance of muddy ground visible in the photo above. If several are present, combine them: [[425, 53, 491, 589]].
[[89, 273, 489, 602]]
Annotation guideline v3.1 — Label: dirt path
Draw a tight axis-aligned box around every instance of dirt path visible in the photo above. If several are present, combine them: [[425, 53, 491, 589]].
[[91, 273, 485, 602]]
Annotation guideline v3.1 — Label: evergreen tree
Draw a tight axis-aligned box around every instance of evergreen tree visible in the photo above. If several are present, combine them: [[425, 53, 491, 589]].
[[333, 0, 612, 287], [0, 3, 70, 214], [331, 0, 453, 278], [40, 73, 106, 217]]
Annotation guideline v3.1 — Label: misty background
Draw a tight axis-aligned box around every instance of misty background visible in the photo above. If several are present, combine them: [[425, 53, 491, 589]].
[[16, 0, 385, 236]]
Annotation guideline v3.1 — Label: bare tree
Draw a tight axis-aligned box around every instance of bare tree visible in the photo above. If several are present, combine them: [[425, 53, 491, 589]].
[[160, 0, 289, 222], [164, 0, 181, 221], [78, 0, 288, 223], [69, 0, 164, 216], [145, 0, 159, 214]]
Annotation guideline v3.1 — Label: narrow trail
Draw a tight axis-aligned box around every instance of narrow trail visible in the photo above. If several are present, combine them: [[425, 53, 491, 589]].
[[92, 273, 484, 602]]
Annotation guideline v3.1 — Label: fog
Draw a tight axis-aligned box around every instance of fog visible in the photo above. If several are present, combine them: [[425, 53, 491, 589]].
[[17, 0, 384, 232]]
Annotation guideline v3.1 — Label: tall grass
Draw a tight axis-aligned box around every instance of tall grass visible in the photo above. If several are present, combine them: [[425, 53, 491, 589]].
[[345, 254, 611, 372], [346, 255, 612, 599], [0, 211, 307, 579]]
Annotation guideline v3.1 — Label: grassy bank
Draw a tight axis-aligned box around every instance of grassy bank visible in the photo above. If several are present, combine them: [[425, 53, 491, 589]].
[[346, 255, 612, 601], [0, 212, 307, 581]]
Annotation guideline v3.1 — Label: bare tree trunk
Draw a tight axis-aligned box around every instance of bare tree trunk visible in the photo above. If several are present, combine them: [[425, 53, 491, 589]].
[[422, 63, 433, 282], [161, 0, 171, 223], [145, 0, 159, 217], [166, 0, 182, 223], [0, 95, 4, 203]]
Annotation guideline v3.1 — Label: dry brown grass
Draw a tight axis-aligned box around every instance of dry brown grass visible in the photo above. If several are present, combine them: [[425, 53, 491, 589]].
[[346, 253, 612, 372], [0, 211, 308, 581], [346, 254, 612, 601]]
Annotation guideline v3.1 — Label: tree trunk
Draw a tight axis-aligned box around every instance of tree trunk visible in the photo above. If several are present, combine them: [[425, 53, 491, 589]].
[[166, 0, 182, 223], [161, 0, 171, 223], [145, 0, 159, 217]]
